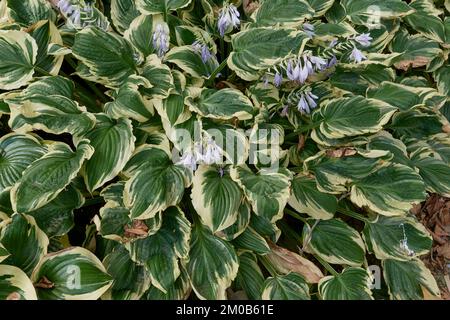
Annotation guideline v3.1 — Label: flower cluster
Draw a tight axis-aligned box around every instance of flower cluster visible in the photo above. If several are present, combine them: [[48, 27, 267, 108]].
[[218, 3, 240, 37], [57, 0, 109, 30], [178, 137, 223, 171], [152, 23, 170, 58], [192, 41, 215, 64]]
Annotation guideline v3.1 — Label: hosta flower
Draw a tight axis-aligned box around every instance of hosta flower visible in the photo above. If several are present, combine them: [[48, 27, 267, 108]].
[[280, 104, 289, 117], [350, 47, 367, 63], [153, 23, 170, 58], [309, 56, 328, 71], [354, 33, 373, 47], [303, 23, 315, 38], [287, 59, 309, 84], [57, 0, 75, 15], [297, 90, 318, 114], [327, 55, 338, 68], [193, 41, 214, 63], [218, 4, 240, 37], [274, 71, 283, 87], [179, 150, 198, 171], [202, 139, 222, 165]]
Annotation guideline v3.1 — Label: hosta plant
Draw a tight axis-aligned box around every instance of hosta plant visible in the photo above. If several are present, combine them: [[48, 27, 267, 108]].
[[0, 0, 449, 301]]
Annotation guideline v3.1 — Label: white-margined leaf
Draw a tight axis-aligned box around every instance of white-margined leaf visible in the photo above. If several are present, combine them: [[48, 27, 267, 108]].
[[251, 0, 314, 27], [235, 252, 265, 300], [262, 273, 310, 300], [0, 265, 37, 300], [110, 0, 140, 34], [318, 267, 373, 300], [231, 227, 270, 255], [6, 0, 55, 27], [165, 45, 219, 79], [404, 0, 446, 43], [140, 54, 174, 100], [136, 0, 192, 14], [143, 266, 191, 300]]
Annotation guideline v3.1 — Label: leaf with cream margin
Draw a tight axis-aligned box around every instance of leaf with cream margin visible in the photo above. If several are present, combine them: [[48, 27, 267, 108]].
[[0, 265, 37, 300], [11, 140, 94, 213], [265, 242, 324, 284], [31, 247, 113, 300], [319, 267, 373, 300], [262, 273, 310, 300]]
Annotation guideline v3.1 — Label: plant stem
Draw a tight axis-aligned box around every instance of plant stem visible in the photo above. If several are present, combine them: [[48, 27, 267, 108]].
[[337, 203, 371, 223], [285, 123, 319, 139], [207, 58, 228, 86], [314, 254, 339, 277], [284, 208, 308, 224], [34, 66, 52, 77], [259, 256, 278, 277], [83, 197, 104, 207]]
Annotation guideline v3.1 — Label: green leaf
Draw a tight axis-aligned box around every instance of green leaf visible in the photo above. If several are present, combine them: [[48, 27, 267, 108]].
[[165, 45, 219, 79], [0, 265, 37, 300], [303, 219, 365, 266], [288, 173, 337, 220], [0, 30, 37, 90], [307, 0, 336, 16], [382, 259, 440, 300], [251, 0, 314, 26], [230, 166, 291, 222], [102, 245, 151, 300], [235, 252, 265, 300], [136, 0, 192, 14], [404, 0, 446, 43], [31, 247, 113, 300], [318, 267, 373, 300], [187, 223, 239, 300], [124, 14, 161, 58], [28, 184, 83, 238], [217, 200, 251, 241], [0, 133, 46, 192], [262, 273, 310, 300], [6, 0, 55, 27], [142, 267, 191, 300], [350, 164, 427, 216], [228, 28, 309, 81], [312, 96, 397, 140], [0, 243, 9, 263], [186, 88, 255, 121], [140, 55, 174, 100], [341, 0, 414, 26], [126, 207, 190, 293], [0, 213, 48, 275], [363, 215, 432, 261], [434, 65, 450, 97], [78, 114, 135, 192], [124, 145, 192, 220], [232, 227, 270, 254], [11, 141, 94, 213], [111, 0, 140, 34], [72, 27, 138, 87], [191, 165, 243, 233], [389, 109, 444, 139]]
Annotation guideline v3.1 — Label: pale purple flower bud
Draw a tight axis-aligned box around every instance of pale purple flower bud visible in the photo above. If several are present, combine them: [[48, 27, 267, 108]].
[[350, 47, 367, 63], [179, 150, 197, 171], [309, 56, 328, 71], [202, 139, 222, 165], [281, 104, 289, 117], [58, 0, 74, 14], [297, 90, 318, 114], [327, 55, 338, 68], [153, 23, 170, 58], [274, 72, 283, 87], [218, 4, 240, 37], [354, 33, 373, 47], [329, 39, 338, 48], [193, 41, 213, 63], [303, 23, 315, 38]]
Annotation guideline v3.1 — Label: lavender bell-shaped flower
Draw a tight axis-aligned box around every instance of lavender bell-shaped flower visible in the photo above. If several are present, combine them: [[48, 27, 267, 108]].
[[297, 91, 318, 114], [193, 41, 214, 63], [202, 139, 222, 165], [274, 71, 283, 87], [57, 0, 74, 15], [153, 23, 170, 58], [309, 56, 328, 71], [218, 4, 240, 37], [179, 150, 197, 171], [303, 23, 315, 38], [354, 33, 373, 47], [350, 47, 367, 63]]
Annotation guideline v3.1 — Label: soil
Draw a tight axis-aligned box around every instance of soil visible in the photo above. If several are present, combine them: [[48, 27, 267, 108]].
[[412, 194, 450, 300]]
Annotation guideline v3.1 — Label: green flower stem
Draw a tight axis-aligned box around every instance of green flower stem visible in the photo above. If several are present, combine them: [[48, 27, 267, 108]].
[[285, 123, 319, 139], [314, 254, 339, 277], [207, 58, 228, 86], [259, 256, 278, 277], [34, 66, 52, 77], [284, 208, 308, 224], [337, 203, 371, 224]]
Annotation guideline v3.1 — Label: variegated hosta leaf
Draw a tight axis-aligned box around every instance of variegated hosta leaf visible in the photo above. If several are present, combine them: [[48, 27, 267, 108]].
[[251, 0, 314, 27], [389, 109, 444, 140], [165, 46, 219, 79], [307, 0, 336, 16], [235, 252, 265, 300], [382, 259, 440, 300], [434, 65, 450, 97], [0, 213, 48, 275], [262, 273, 310, 300], [312, 96, 397, 140], [125, 14, 163, 58], [8, 95, 96, 136], [186, 88, 255, 121], [231, 227, 270, 255], [318, 267, 373, 300], [390, 29, 442, 71], [0, 243, 9, 263], [191, 165, 243, 233], [0, 265, 37, 300], [250, 214, 281, 243], [303, 219, 366, 267], [230, 166, 291, 222], [228, 28, 309, 81], [0, 30, 37, 90], [78, 114, 135, 192], [124, 145, 192, 220], [29, 20, 64, 76], [363, 215, 432, 261], [136, 0, 192, 14], [105, 81, 154, 122], [110, 0, 140, 34], [187, 223, 239, 300], [140, 55, 174, 100], [6, 0, 56, 27], [288, 173, 337, 220], [305, 150, 390, 194], [0, 133, 46, 192], [404, 0, 446, 43], [31, 247, 113, 300], [350, 164, 427, 216], [102, 245, 151, 300], [341, 0, 414, 26], [126, 207, 190, 293], [11, 141, 94, 213], [154, 94, 190, 126], [366, 81, 447, 112], [72, 27, 138, 87], [28, 184, 83, 238], [216, 200, 251, 241], [142, 267, 191, 300]]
